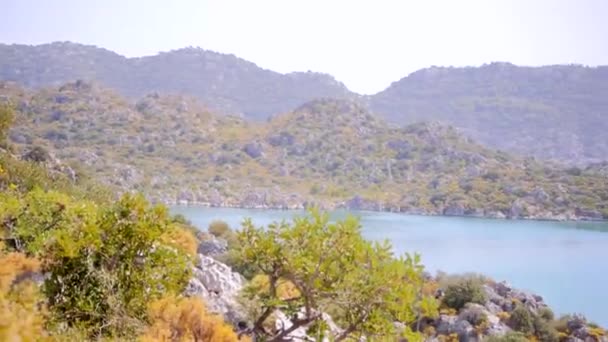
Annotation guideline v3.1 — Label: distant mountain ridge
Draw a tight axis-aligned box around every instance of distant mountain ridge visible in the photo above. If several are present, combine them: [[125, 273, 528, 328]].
[[370, 62, 608, 164], [0, 42, 356, 120], [1, 42, 608, 163]]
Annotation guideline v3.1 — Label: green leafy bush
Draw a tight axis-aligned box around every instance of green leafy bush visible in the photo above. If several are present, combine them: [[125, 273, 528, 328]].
[[533, 314, 559, 342], [485, 331, 528, 342], [508, 304, 534, 334], [237, 209, 428, 341], [442, 277, 487, 310], [538, 306, 555, 321], [1, 189, 193, 338], [208, 220, 231, 238]]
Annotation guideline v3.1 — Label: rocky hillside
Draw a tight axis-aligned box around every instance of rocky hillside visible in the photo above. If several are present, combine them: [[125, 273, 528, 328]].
[[2, 81, 607, 220], [2, 43, 607, 164], [370, 63, 608, 164], [0, 42, 355, 120]]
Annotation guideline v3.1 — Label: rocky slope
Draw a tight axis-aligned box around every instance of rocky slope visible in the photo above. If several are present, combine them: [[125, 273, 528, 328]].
[[1, 81, 607, 221], [0, 42, 355, 120]]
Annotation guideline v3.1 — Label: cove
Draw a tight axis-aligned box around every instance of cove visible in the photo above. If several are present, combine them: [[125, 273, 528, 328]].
[[171, 206, 608, 326]]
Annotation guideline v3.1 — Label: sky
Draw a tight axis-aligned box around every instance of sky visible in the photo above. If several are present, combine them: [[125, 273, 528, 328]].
[[1, 0, 607, 94]]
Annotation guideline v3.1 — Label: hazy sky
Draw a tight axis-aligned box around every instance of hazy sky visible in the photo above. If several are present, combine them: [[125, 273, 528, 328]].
[[2, 0, 607, 94]]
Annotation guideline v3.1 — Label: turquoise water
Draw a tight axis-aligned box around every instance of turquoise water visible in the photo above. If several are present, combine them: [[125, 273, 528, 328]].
[[171, 206, 608, 326]]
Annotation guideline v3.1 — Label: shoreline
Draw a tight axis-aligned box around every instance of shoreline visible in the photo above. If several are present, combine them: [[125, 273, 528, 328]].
[[164, 200, 608, 224]]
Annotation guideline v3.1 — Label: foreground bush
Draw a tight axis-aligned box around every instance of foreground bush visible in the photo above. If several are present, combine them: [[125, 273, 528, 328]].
[[0, 189, 194, 338], [0, 252, 47, 341], [238, 209, 428, 341], [140, 295, 247, 342]]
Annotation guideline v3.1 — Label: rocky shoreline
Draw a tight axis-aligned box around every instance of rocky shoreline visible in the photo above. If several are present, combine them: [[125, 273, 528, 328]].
[[161, 196, 607, 223], [187, 238, 608, 342]]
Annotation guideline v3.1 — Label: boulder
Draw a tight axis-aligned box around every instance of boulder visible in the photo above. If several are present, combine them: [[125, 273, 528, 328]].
[[453, 320, 477, 341], [185, 254, 245, 324], [574, 208, 603, 220], [437, 314, 478, 340], [458, 303, 488, 325], [197, 238, 228, 256], [343, 195, 382, 211], [531, 187, 550, 202], [274, 309, 341, 342], [493, 282, 512, 298], [509, 199, 526, 218], [458, 303, 510, 337], [435, 314, 458, 335], [267, 132, 295, 146], [443, 204, 465, 216], [243, 142, 263, 158], [567, 314, 587, 332]]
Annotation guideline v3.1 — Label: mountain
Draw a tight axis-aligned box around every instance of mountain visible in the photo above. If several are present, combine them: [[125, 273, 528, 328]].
[[0, 42, 355, 120], [2, 81, 607, 220], [2, 43, 608, 164], [370, 63, 608, 164]]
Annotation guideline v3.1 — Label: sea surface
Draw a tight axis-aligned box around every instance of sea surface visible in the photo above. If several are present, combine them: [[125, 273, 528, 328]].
[[171, 206, 608, 326]]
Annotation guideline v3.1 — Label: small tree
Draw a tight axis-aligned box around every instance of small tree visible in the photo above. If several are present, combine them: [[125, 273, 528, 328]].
[[237, 209, 427, 341]]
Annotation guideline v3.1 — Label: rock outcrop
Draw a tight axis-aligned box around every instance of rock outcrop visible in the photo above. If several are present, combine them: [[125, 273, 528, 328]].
[[185, 254, 245, 324], [197, 238, 228, 257]]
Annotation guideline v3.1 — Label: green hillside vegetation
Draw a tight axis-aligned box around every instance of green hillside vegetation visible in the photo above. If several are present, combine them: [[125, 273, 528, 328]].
[[2, 82, 607, 220], [0, 108, 432, 341], [1, 105, 606, 341]]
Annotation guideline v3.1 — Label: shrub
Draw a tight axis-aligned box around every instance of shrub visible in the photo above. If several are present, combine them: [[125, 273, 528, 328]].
[[1, 190, 193, 338], [22, 146, 51, 163], [161, 223, 199, 257], [485, 331, 528, 342], [533, 315, 559, 342], [0, 104, 14, 148], [140, 295, 245, 342], [0, 252, 47, 341], [208, 220, 231, 238], [45, 194, 192, 336], [588, 327, 606, 340], [442, 277, 487, 310], [508, 304, 534, 334], [538, 307, 555, 321], [550, 314, 572, 333], [497, 311, 511, 322], [566, 167, 582, 176]]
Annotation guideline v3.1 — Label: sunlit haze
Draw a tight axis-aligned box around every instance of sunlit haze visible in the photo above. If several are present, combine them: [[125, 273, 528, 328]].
[[1, 0, 607, 94]]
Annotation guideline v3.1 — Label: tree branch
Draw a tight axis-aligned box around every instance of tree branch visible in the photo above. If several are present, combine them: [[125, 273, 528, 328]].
[[270, 313, 321, 342], [335, 311, 368, 341]]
